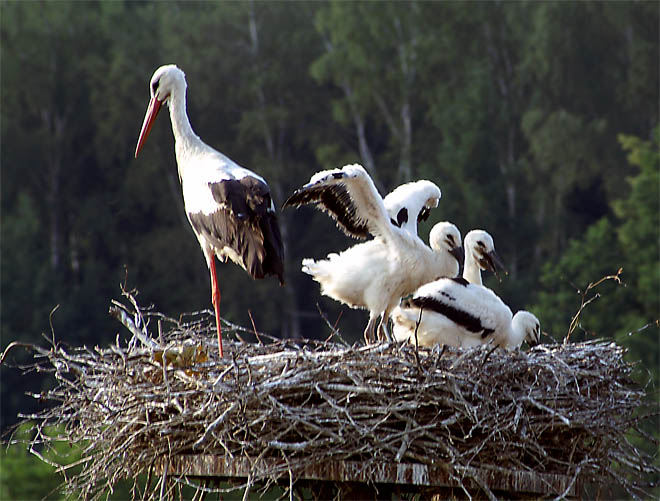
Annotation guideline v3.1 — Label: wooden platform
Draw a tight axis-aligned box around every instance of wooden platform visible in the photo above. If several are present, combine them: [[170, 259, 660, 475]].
[[157, 454, 582, 499]]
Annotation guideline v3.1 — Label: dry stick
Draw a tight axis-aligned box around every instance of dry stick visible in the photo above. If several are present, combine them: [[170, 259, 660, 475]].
[[157, 319, 164, 346], [158, 461, 168, 501], [47, 304, 60, 350], [564, 268, 623, 345], [480, 344, 499, 368], [247, 309, 263, 345], [412, 306, 424, 371], [332, 310, 343, 334], [626, 319, 660, 337], [552, 458, 589, 501], [1, 341, 37, 364], [109, 303, 160, 350], [316, 303, 347, 346]]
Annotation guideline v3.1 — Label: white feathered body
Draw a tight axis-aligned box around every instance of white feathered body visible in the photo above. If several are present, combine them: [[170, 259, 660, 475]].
[[303, 222, 461, 337], [392, 278, 518, 348]]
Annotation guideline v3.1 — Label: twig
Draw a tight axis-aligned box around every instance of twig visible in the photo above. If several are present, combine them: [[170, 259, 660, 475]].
[[413, 306, 423, 371], [564, 268, 624, 344], [109, 303, 160, 350], [247, 309, 263, 345]]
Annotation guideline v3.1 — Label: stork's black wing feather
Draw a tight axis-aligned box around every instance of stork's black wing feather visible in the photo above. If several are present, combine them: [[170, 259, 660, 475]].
[[188, 177, 285, 285], [283, 184, 371, 239]]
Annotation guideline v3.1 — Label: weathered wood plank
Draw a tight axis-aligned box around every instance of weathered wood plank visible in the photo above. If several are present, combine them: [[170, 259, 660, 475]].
[[158, 454, 582, 497]]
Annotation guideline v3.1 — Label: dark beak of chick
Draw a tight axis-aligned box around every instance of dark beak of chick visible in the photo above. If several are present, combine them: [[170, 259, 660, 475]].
[[450, 245, 465, 272], [479, 249, 507, 282]]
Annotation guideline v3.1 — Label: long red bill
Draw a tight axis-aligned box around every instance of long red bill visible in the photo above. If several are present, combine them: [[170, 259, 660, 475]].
[[134, 96, 162, 158]]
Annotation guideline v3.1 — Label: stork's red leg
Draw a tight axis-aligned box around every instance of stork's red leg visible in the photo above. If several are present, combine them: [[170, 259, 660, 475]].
[[209, 256, 224, 358]]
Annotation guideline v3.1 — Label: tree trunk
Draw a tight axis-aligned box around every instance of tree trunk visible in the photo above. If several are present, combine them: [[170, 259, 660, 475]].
[[248, 0, 301, 339], [483, 12, 520, 278]]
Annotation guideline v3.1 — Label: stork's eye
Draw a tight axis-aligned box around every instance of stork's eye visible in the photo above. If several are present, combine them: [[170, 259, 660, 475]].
[[152, 80, 160, 94], [477, 241, 485, 248]]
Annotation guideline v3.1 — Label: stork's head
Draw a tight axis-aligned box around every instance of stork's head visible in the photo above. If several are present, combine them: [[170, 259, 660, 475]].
[[464, 229, 506, 280], [383, 180, 441, 229], [135, 64, 187, 157], [512, 311, 541, 348], [429, 222, 464, 265]]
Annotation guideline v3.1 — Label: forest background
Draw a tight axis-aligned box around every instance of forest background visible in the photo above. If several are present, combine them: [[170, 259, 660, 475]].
[[1, 1, 658, 498]]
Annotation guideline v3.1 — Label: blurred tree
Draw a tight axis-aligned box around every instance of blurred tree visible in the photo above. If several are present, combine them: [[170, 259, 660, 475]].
[[518, 2, 658, 268], [312, 1, 429, 188], [0, 424, 79, 500], [2, 0, 119, 429], [0, 423, 149, 500], [612, 130, 660, 383], [531, 128, 659, 384]]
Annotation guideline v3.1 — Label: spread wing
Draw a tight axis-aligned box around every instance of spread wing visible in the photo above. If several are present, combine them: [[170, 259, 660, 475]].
[[283, 164, 394, 240]]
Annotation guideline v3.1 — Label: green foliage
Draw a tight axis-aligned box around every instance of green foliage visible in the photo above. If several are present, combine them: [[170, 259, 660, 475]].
[[0, 424, 78, 500], [533, 217, 627, 340], [615, 130, 660, 312], [532, 129, 659, 386], [0, 424, 170, 500]]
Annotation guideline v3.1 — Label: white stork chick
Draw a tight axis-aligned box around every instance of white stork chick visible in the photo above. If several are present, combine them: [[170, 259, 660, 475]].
[[285, 165, 462, 343], [462, 229, 505, 285], [388, 229, 503, 330], [301, 221, 463, 343], [391, 278, 540, 350], [134, 64, 285, 358], [383, 180, 441, 237]]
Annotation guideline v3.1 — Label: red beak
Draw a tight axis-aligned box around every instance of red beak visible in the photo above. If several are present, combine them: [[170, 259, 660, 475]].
[[135, 96, 163, 158]]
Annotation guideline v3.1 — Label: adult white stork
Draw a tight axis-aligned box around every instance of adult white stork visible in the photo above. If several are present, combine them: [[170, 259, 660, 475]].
[[391, 278, 540, 350], [134, 64, 285, 358], [462, 229, 505, 285], [284, 164, 462, 342]]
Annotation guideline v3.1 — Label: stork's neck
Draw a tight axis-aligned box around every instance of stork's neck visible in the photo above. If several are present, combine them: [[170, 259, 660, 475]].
[[463, 255, 483, 285], [168, 88, 202, 161], [507, 314, 526, 349]]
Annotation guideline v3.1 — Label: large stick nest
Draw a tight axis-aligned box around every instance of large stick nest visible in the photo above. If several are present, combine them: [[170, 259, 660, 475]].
[[5, 293, 658, 500]]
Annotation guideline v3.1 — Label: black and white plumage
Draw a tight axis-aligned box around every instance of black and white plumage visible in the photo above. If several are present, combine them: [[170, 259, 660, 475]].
[[462, 229, 505, 285], [382, 180, 441, 237], [134, 64, 284, 357], [283, 164, 441, 239], [391, 277, 540, 350], [301, 221, 463, 343], [283, 164, 394, 239]]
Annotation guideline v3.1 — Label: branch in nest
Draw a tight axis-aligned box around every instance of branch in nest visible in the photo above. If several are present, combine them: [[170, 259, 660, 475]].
[[564, 267, 624, 344]]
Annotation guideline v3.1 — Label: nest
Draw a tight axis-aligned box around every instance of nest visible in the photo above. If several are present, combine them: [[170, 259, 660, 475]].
[[4, 293, 658, 500]]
